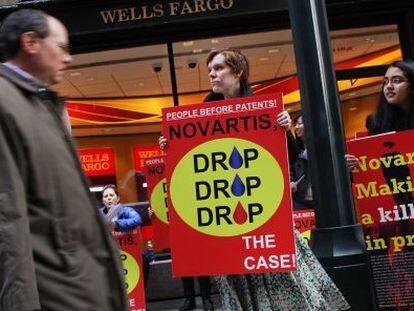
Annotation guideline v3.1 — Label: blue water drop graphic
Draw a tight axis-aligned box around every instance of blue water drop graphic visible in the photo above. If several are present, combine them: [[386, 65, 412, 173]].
[[229, 147, 243, 169], [231, 174, 245, 196]]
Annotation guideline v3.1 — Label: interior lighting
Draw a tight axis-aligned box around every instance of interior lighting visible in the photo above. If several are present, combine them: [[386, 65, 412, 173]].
[[268, 48, 279, 54], [90, 186, 104, 192]]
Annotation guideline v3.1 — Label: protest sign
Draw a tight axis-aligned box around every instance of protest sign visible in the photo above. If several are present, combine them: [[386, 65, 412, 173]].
[[293, 209, 315, 244], [113, 230, 146, 311], [162, 94, 295, 276], [145, 156, 169, 250], [348, 130, 414, 310]]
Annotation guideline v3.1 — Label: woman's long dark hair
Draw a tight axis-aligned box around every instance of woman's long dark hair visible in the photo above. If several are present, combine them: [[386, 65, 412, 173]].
[[293, 114, 305, 151], [369, 60, 414, 135]]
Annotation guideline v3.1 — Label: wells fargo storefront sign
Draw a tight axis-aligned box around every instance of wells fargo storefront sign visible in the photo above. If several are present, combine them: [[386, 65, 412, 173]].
[[162, 94, 295, 276], [5, 1, 287, 46], [100, 0, 235, 24], [347, 130, 414, 310], [78, 148, 115, 177], [133, 146, 165, 173]]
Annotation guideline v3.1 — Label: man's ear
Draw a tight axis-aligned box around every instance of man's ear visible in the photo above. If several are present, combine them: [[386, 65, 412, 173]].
[[20, 31, 40, 54]]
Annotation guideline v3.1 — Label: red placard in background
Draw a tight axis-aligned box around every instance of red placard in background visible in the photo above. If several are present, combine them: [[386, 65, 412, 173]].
[[163, 94, 295, 276], [145, 156, 169, 250], [347, 130, 414, 310], [293, 209, 315, 244], [113, 230, 146, 311], [78, 148, 115, 176]]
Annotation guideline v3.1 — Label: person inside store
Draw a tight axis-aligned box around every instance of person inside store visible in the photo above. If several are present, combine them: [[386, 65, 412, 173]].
[[159, 48, 349, 310], [99, 184, 153, 284], [100, 184, 143, 232], [290, 114, 314, 211], [0, 9, 129, 310]]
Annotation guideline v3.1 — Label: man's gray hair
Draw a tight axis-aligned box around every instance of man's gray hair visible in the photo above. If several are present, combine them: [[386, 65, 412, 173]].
[[0, 9, 49, 60]]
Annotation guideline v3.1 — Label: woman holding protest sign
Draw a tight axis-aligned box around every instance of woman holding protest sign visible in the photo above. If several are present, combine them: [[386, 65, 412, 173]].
[[345, 60, 414, 228], [346, 60, 414, 169], [160, 48, 349, 310], [346, 61, 414, 308]]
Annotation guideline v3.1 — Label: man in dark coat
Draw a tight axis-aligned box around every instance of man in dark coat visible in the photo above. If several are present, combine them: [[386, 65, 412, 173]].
[[0, 9, 128, 310]]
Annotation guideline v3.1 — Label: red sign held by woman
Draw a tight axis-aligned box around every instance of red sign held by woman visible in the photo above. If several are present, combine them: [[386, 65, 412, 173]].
[[162, 94, 295, 276]]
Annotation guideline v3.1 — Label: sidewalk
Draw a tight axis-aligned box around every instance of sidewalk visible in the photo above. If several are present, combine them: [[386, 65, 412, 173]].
[[147, 294, 222, 310]]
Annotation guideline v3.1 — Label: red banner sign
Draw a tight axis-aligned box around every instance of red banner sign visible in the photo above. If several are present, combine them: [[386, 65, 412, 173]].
[[113, 230, 146, 311], [133, 146, 165, 172], [162, 94, 295, 276], [78, 148, 115, 176], [347, 130, 414, 310], [145, 156, 169, 251]]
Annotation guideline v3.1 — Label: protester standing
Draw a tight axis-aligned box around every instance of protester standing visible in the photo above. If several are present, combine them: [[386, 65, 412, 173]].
[[160, 48, 349, 311], [290, 114, 314, 211], [346, 60, 414, 168]]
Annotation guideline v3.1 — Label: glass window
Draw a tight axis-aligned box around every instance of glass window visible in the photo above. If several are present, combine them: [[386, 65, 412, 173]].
[[173, 29, 297, 106], [339, 77, 383, 139], [331, 25, 400, 69], [52, 44, 172, 204], [172, 25, 400, 115], [48, 24, 400, 201], [53, 44, 173, 136]]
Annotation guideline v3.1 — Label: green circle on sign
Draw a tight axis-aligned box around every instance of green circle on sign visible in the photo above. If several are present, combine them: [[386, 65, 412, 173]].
[[150, 178, 169, 224], [170, 138, 284, 237], [121, 250, 140, 294]]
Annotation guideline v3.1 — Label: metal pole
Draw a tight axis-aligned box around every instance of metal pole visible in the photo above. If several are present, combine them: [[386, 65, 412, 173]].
[[398, 9, 414, 60], [287, 0, 376, 309], [167, 41, 179, 107]]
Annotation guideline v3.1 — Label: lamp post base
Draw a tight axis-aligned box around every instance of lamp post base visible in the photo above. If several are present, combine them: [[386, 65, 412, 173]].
[[311, 224, 376, 311]]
